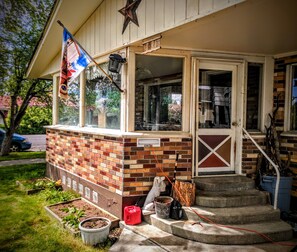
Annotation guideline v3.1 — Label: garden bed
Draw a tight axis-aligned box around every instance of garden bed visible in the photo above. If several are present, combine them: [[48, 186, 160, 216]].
[[16, 177, 54, 195], [45, 198, 120, 236]]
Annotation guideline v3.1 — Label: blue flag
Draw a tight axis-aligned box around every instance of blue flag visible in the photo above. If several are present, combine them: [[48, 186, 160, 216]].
[[59, 28, 91, 99]]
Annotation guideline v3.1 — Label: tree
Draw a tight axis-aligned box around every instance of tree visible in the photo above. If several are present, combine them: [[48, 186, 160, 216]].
[[0, 0, 53, 155]]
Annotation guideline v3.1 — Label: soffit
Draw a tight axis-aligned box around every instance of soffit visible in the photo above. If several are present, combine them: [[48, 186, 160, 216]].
[[160, 0, 297, 55], [26, 0, 103, 79]]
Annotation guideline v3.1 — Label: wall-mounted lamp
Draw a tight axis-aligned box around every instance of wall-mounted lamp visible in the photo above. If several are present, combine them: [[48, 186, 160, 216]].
[[108, 54, 126, 74]]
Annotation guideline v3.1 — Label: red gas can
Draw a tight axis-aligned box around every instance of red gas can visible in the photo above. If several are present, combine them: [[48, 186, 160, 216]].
[[124, 206, 142, 225]]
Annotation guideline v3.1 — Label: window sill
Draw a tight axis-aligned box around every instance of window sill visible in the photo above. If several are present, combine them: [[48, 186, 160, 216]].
[[45, 125, 192, 138], [281, 131, 297, 137]]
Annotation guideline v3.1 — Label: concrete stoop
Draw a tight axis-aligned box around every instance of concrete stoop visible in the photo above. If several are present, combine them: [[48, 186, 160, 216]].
[[150, 214, 292, 245], [115, 221, 296, 252], [143, 175, 293, 245]]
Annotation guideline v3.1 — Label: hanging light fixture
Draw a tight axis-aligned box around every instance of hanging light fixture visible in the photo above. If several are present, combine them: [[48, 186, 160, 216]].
[[108, 54, 126, 74]]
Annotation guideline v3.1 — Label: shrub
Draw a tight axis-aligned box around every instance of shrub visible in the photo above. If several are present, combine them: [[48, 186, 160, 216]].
[[17, 106, 52, 134]]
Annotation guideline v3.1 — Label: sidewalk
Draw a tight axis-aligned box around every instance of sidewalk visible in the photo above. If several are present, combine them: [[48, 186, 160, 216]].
[[0, 158, 46, 167]]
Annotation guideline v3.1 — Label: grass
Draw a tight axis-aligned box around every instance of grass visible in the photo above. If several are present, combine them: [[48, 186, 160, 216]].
[[0, 151, 46, 161], [0, 163, 109, 252]]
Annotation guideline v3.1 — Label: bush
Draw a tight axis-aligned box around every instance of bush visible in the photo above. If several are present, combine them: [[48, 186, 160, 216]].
[[17, 106, 52, 134]]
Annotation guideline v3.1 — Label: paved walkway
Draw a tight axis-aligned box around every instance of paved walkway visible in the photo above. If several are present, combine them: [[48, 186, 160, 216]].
[[0, 158, 46, 167]]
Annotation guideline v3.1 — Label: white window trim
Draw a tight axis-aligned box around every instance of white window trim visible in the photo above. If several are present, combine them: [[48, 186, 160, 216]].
[[284, 64, 297, 133], [128, 47, 191, 132]]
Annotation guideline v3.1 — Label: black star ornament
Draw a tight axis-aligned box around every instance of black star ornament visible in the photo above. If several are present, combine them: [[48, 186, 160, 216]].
[[119, 0, 142, 34]]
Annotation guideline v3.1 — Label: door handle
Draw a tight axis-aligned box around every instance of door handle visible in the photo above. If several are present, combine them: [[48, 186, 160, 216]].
[[232, 122, 238, 127]]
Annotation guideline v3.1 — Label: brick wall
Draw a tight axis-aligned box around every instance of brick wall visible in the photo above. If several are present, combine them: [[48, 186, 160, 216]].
[[274, 55, 297, 131], [46, 128, 192, 218], [123, 138, 192, 196], [274, 55, 297, 198], [46, 129, 124, 194], [242, 135, 265, 177]]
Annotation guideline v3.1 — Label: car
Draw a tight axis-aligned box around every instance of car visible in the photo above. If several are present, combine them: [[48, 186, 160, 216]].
[[0, 129, 32, 152]]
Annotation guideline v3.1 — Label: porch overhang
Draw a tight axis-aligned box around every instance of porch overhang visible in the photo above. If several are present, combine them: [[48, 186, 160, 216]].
[[26, 0, 103, 79], [159, 0, 297, 56]]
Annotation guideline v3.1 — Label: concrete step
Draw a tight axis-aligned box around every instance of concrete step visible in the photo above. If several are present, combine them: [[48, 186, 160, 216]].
[[150, 214, 293, 245], [119, 221, 297, 251], [183, 205, 280, 224], [194, 175, 255, 191], [196, 189, 268, 207]]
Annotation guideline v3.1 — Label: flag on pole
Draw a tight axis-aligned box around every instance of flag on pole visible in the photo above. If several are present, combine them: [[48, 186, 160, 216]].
[[59, 28, 91, 99]]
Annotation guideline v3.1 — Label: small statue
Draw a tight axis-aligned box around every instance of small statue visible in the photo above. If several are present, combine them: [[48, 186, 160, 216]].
[[143, 176, 166, 211]]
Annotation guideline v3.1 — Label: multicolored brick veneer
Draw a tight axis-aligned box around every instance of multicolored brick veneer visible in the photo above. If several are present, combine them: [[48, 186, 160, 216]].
[[274, 55, 297, 131], [46, 128, 192, 218], [241, 134, 265, 177], [123, 138, 192, 196], [274, 54, 297, 198]]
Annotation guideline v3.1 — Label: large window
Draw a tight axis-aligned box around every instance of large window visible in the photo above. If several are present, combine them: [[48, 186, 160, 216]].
[[85, 63, 121, 129], [58, 77, 80, 126], [289, 65, 297, 131], [246, 63, 263, 130], [135, 55, 183, 131]]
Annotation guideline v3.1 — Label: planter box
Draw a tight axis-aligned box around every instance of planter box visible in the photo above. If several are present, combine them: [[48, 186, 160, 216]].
[[260, 176, 293, 212], [16, 178, 53, 195], [45, 198, 119, 236]]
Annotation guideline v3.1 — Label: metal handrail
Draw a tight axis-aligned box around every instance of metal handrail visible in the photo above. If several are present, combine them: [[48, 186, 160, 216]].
[[242, 128, 280, 210]]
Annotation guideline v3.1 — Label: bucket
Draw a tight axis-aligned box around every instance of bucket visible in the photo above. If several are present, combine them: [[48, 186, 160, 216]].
[[260, 176, 293, 212], [155, 196, 173, 219]]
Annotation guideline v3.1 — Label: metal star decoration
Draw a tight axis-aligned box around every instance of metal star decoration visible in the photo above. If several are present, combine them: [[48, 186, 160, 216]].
[[119, 0, 142, 34]]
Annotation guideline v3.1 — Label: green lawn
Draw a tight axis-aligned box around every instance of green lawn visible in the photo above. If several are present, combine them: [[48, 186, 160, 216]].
[[0, 163, 108, 252], [0, 151, 46, 161]]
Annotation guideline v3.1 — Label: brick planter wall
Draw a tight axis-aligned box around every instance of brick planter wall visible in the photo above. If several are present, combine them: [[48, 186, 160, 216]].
[[46, 128, 192, 219]]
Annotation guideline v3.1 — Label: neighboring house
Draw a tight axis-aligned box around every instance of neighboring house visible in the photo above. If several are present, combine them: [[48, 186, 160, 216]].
[[0, 96, 47, 125], [26, 0, 297, 222]]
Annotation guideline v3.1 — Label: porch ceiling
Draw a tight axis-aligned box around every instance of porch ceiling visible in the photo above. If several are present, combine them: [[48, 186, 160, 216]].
[[160, 0, 297, 56]]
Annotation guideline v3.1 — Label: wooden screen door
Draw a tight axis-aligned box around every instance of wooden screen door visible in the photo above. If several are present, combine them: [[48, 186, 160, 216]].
[[196, 61, 238, 174]]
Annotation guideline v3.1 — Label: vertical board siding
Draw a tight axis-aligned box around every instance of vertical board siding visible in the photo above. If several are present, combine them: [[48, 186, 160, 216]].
[[164, 0, 175, 28], [154, 0, 165, 33], [214, 0, 230, 10], [105, 0, 111, 51], [175, 0, 187, 24], [145, 0, 155, 36], [187, 0, 199, 19], [199, 0, 214, 14], [44, 0, 243, 76]]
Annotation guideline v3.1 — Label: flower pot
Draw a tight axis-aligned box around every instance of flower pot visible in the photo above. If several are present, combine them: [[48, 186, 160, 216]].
[[79, 217, 111, 245], [155, 196, 173, 219]]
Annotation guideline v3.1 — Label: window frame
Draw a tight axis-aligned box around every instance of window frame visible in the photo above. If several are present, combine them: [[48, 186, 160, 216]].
[[52, 59, 125, 131], [132, 51, 189, 132], [284, 63, 297, 133], [245, 62, 264, 131]]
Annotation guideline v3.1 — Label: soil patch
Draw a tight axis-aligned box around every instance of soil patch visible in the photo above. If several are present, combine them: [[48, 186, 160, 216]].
[[81, 218, 109, 229], [48, 198, 118, 225]]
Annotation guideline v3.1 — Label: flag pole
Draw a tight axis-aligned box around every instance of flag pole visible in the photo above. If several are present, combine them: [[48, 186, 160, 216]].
[[57, 20, 124, 93]]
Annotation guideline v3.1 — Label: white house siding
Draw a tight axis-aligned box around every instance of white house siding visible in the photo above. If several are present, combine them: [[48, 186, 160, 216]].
[[41, 0, 244, 77]]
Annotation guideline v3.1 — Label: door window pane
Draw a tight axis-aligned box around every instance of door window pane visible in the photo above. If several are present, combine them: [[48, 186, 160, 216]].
[[291, 65, 297, 130], [135, 55, 183, 131], [85, 63, 121, 129], [58, 77, 80, 126], [199, 70, 232, 128], [246, 63, 262, 130]]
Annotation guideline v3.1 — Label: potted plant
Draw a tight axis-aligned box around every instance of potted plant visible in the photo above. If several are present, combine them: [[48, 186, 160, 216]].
[[257, 96, 293, 212], [79, 217, 111, 246]]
